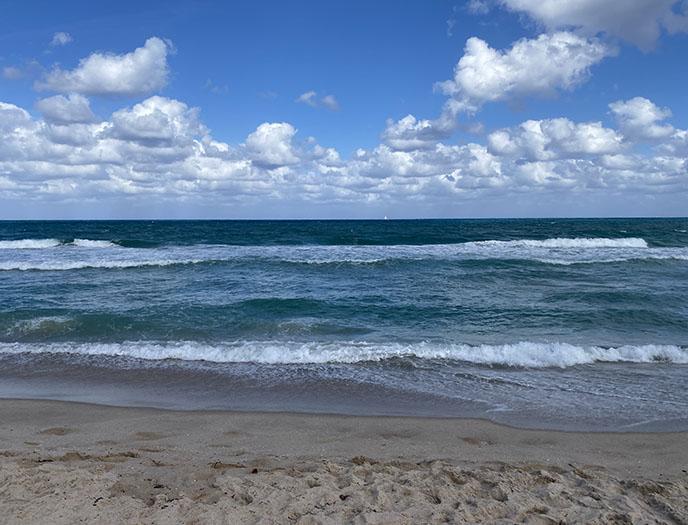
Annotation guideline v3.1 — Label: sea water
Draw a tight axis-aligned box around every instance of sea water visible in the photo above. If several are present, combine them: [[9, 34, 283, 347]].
[[1, 218, 686, 430]]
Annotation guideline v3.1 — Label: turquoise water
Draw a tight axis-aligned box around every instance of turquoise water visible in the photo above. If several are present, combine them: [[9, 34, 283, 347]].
[[1, 219, 687, 430]]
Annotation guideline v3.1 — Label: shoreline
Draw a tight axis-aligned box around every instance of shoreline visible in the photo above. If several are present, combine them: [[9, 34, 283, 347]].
[[1, 395, 687, 435], [3, 354, 687, 433], [2, 399, 687, 523]]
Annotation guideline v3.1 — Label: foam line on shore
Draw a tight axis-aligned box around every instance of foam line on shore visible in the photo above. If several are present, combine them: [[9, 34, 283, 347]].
[[1, 340, 686, 368]]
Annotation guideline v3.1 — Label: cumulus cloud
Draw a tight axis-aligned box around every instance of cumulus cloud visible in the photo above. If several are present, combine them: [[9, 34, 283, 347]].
[[610, 97, 675, 141], [243, 122, 300, 168], [50, 32, 72, 46], [107, 96, 204, 145], [0, 102, 33, 131], [296, 91, 340, 110], [35, 94, 99, 124], [382, 31, 612, 152], [436, 32, 612, 113], [500, 0, 688, 49], [35, 37, 171, 97], [487, 118, 624, 161], [0, 93, 686, 216], [381, 114, 456, 151], [310, 144, 343, 167], [384, 2, 684, 160]]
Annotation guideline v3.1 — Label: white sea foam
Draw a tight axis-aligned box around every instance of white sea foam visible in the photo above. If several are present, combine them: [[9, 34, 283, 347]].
[[1, 237, 685, 271], [278, 240, 682, 266], [468, 237, 649, 249], [0, 238, 115, 249], [0, 236, 650, 252], [532, 254, 688, 265], [3, 316, 75, 337], [0, 341, 685, 368], [0, 259, 203, 271], [71, 239, 116, 248], [0, 239, 61, 249]]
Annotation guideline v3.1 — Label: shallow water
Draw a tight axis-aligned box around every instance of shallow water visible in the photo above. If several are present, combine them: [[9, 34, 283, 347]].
[[1, 218, 687, 430]]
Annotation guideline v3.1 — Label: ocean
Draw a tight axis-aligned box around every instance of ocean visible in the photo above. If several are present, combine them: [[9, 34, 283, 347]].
[[1, 218, 687, 431]]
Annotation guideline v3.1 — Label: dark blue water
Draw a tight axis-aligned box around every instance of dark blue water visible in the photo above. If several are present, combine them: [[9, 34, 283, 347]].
[[1, 219, 687, 430]]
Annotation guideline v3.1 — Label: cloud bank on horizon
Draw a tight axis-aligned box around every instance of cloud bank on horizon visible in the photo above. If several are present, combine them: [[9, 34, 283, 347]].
[[1, 1, 687, 218]]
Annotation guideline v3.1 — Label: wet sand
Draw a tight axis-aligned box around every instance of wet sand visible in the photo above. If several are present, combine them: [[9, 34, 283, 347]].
[[1, 399, 686, 523]]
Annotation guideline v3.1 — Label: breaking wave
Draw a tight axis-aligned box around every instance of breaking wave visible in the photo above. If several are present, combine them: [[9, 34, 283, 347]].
[[0, 239, 62, 249], [0, 341, 686, 368], [2, 236, 687, 271], [468, 237, 649, 249], [0, 238, 115, 249], [72, 239, 116, 248], [0, 259, 203, 271]]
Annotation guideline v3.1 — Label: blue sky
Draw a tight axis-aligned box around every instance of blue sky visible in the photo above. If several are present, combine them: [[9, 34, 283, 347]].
[[1, 0, 687, 218]]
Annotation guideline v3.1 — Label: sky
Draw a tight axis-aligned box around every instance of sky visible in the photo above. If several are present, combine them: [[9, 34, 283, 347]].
[[1, 0, 687, 219]]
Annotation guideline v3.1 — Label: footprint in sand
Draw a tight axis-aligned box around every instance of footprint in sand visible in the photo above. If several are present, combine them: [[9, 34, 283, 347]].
[[380, 431, 418, 440], [223, 430, 248, 437], [39, 427, 73, 436], [461, 437, 493, 447], [133, 432, 164, 441]]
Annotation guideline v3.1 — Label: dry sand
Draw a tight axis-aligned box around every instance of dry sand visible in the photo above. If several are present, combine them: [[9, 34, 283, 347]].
[[0, 399, 686, 524]]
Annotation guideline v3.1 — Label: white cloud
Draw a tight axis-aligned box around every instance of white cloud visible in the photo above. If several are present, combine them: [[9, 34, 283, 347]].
[[609, 97, 675, 141], [0, 93, 686, 217], [487, 118, 624, 160], [384, 31, 612, 151], [35, 94, 99, 124], [436, 32, 612, 113], [310, 144, 343, 168], [296, 91, 340, 110], [35, 37, 171, 97], [468, 0, 490, 15], [663, 2, 688, 34], [663, 129, 688, 156], [600, 154, 641, 171], [380, 114, 455, 151], [243, 122, 300, 168], [500, 0, 688, 49], [0, 102, 33, 131], [3, 66, 25, 80], [107, 96, 204, 145], [2, 61, 42, 81], [296, 91, 317, 107], [321, 95, 340, 110], [446, 18, 456, 37], [50, 32, 72, 46]]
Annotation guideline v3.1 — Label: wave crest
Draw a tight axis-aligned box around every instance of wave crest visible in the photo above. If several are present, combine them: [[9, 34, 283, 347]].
[[0, 239, 61, 249], [470, 238, 649, 249], [0, 341, 685, 368], [0, 259, 202, 271], [72, 239, 116, 248], [2, 236, 684, 271], [0, 238, 116, 250]]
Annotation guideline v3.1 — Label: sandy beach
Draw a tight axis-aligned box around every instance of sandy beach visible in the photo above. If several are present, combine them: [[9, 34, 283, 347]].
[[0, 399, 685, 523]]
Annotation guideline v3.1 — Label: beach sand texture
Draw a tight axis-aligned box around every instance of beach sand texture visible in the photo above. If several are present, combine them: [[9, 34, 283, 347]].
[[1, 400, 686, 524]]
